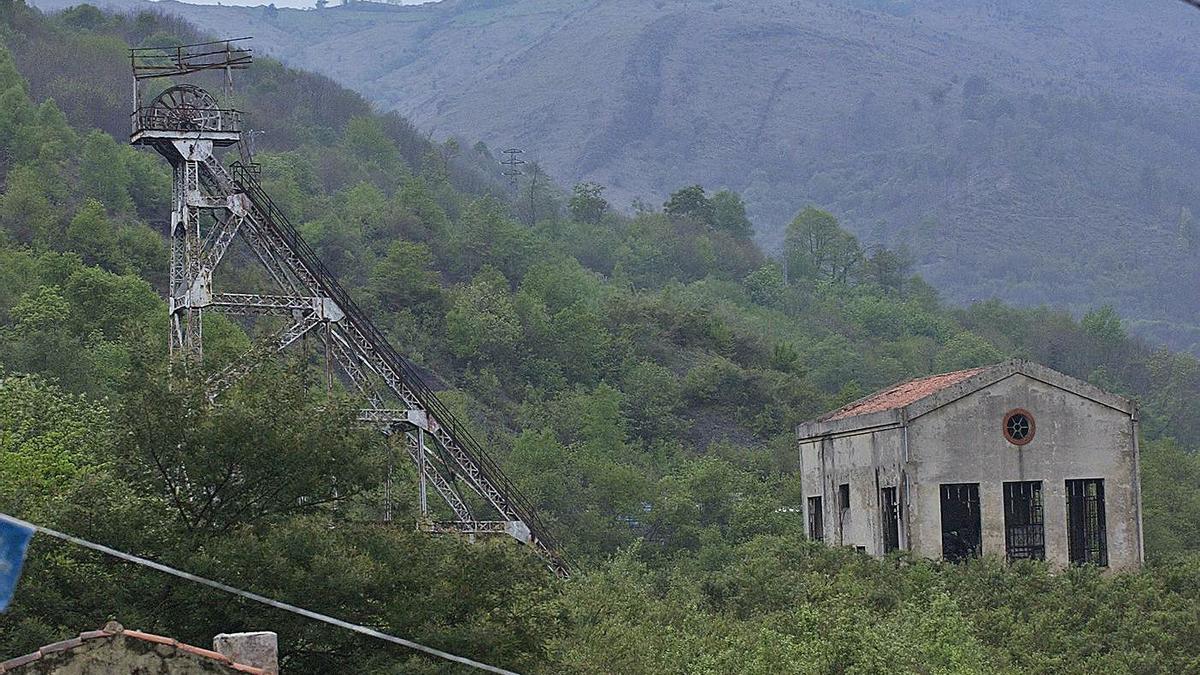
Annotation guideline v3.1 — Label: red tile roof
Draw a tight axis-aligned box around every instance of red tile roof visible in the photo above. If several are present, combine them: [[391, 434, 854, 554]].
[[0, 621, 267, 674], [820, 366, 989, 422]]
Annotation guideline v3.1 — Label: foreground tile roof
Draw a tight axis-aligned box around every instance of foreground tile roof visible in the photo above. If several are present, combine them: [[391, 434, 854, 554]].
[[820, 366, 990, 422], [0, 621, 266, 674]]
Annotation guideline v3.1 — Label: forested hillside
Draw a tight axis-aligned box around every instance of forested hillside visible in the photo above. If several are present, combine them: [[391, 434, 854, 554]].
[[26, 0, 1200, 354], [5, 2, 1200, 672]]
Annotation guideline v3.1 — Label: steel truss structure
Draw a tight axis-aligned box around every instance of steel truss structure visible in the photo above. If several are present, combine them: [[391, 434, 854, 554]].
[[130, 40, 569, 577]]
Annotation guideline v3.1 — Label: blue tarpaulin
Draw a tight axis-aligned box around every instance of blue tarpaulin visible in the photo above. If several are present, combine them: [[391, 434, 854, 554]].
[[0, 515, 35, 612]]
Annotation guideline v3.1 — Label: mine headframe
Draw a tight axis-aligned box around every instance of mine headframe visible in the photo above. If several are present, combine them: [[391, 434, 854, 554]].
[[130, 37, 252, 87], [128, 39, 571, 578]]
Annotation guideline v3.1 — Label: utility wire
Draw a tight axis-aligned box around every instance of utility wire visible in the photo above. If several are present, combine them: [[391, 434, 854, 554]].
[[0, 513, 520, 675]]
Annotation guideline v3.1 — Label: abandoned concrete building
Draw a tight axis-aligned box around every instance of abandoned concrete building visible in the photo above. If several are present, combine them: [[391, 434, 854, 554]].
[[797, 360, 1144, 570]]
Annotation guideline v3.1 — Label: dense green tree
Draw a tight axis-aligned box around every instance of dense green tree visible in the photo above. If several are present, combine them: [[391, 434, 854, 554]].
[[547, 302, 611, 383], [0, 44, 24, 92], [79, 130, 132, 212], [745, 262, 787, 306], [620, 360, 683, 441], [1082, 305, 1127, 352], [445, 266, 521, 360], [519, 259, 604, 313], [0, 375, 113, 516], [449, 198, 541, 280], [122, 371, 380, 533], [0, 54, 36, 159], [301, 214, 367, 283], [935, 331, 1005, 371], [516, 162, 560, 226], [784, 207, 863, 283], [341, 116, 406, 178], [115, 222, 167, 285], [664, 185, 714, 224], [1082, 305, 1125, 341], [0, 285, 81, 386], [1141, 438, 1200, 557], [568, 182, 609, 224], [368, 240, 443, 312], [710, 189, 753, 238], [65, 198, 118, 268], [864, 245, 913, 293], [340, 180, 388, 239], [0, 164, 57, 245]]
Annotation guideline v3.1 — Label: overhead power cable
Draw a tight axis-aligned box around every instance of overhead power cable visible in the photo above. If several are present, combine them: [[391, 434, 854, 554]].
[[0, 513, 520, 675]]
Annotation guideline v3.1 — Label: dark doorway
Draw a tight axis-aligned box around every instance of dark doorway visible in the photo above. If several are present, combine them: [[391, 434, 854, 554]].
[[1067, 479, 1108, 566], [837, 483, 851, 543], [881, 487, 900, 553], [807, 496, 824, 542], [940, 483, 981, 562], [1003, 481, 1045, 561]]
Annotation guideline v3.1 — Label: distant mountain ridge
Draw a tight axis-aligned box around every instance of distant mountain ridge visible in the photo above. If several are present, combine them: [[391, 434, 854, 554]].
[[29, 0, 1200, 352]]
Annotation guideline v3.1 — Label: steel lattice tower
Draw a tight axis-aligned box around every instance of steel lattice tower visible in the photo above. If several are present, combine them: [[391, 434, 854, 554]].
[[130, 39, 569, 577]]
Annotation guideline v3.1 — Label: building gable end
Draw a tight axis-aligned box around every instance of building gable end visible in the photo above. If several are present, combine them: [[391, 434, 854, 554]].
[[905, 361, 1134, 423], [798, 360, 1135, 442]]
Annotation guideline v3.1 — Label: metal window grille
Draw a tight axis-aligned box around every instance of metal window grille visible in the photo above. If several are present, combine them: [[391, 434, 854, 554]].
[[1067, 479, 1108, 566], [807, 496, 824, 542], [1003, 481, 1045, 561]]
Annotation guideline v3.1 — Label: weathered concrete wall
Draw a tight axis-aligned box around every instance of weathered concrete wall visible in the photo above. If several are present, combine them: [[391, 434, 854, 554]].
[[907, 372, 1142, 569], [800, 427, 906, 556]]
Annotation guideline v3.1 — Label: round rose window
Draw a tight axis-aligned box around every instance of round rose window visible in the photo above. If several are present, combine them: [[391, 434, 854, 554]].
[[1003, 409, 1035, 446]]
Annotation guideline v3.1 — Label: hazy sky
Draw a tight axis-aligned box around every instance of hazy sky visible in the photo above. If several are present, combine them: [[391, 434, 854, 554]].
[[168, 0, 434, 8]]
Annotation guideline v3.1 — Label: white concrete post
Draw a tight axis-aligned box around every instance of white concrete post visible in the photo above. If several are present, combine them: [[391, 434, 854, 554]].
[[214, 631, 279, 673]]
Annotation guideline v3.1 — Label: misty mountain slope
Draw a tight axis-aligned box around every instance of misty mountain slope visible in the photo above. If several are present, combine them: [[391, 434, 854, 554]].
[[34, 0, 1200, 350]]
